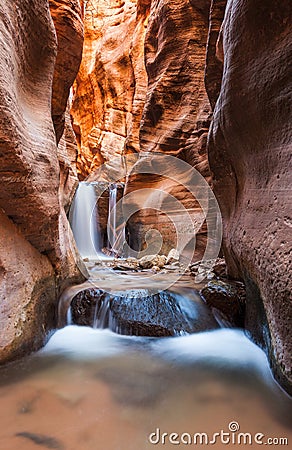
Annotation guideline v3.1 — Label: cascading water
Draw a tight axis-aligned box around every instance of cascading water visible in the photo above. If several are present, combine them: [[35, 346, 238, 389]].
[[107, 182, 126, 256], [69, 182, 101, 259], [107, 183, 117, 253], [70, 288, 219, 337]]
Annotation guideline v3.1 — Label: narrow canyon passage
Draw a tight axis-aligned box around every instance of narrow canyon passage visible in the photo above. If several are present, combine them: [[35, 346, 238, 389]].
[[0, 0, 291, 449]]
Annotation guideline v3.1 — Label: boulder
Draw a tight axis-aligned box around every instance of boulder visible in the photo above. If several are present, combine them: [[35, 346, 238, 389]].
[[138, 254, 167, 269], [200, 280, 245, 327], [71, 288, 219, 336]]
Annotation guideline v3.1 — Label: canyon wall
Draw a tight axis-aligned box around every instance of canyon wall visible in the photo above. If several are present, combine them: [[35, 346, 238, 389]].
[[2, 0, 289, 391], [0, 0, 85, 363], [72, 0, 213, 258], [207, 0, 292, 390], [71, 0, 150, 180], [125, 0, 212, 258], [71, 0, 291, 391]]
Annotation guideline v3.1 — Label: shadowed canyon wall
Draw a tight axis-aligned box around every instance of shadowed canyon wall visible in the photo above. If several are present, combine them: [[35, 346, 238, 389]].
[[0, 0, 86, 363], [207, 0, 291, 390]]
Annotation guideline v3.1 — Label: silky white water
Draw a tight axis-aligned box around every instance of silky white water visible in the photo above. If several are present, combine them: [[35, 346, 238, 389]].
[[0, 326, 291, 450], [107, 183, 126, 256], [69, 182, 101, 258], [108, 183, 117, 252]]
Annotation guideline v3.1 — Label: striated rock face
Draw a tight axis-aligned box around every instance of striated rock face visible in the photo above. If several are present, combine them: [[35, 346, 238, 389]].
[[57, 106, 79, 212], [49, 0, 84, 143], [125, 0, 212, 258], [0, 0, 86, 363], [204, 0, 227, 109], [49, 0, 84, 212], [0, 211, 56, 361], [140, 0, 211, 157], [207, 0, 292, 390], [71, 0, 213, 259], [71, 0, 150, 179]]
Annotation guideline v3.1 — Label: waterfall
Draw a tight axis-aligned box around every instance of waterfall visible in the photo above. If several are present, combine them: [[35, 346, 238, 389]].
[[107, 183, 117, 252], [69, 182, 101, 259], [107, 182, 126, 256]]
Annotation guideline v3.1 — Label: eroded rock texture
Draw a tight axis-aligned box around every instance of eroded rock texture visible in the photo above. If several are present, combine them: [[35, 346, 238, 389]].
[[207, 0, 292, 390], [125, 0, 212, 258], [49, 0, 84, 143], [0, 0, 85, 363], [70, 287, 218, 336], [205, 0, 226, 108], [57, 106, 80, 212], [71, 0, 150, 179], [71, 0, 213, 259], [49, 0, 84, 211]]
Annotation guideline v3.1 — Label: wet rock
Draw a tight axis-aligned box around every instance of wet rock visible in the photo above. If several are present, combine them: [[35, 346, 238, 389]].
[[212, 259, 227, 278], [138, 255, 167, 269], [71, 288, 105, 327], [71, 288, 219, 337], [200, 280, 245, 327]]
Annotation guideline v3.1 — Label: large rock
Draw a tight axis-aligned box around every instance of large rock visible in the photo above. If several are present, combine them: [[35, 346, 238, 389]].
[[200, 279, 245, 327], [0, 0, 86, 363], [0, 212, 55, 362], [70, 288, 219, 336], [207, 0, 292, 391]]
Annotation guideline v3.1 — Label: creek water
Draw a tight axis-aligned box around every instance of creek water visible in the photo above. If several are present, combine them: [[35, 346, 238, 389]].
[[0, 264, 291, 449], [0, 324, 291, 450], [1, 184, 290, 449]]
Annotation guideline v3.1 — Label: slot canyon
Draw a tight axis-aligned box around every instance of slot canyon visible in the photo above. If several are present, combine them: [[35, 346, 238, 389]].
[[0, 0, 291, 448]]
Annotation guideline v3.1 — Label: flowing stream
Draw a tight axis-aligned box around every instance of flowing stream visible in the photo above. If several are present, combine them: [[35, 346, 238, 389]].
[[0, 325, 291, 450], [0, 183, 290, 450]]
